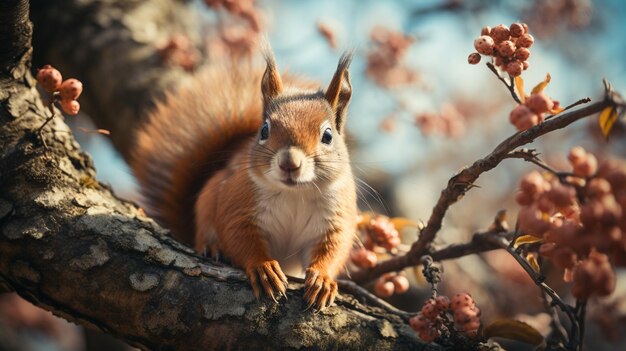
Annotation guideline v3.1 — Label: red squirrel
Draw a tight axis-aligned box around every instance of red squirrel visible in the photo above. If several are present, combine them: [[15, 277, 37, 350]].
[[131, 44, 357, 310]]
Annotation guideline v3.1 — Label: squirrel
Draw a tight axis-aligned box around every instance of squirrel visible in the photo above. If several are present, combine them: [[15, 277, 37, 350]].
[[130, 44, 357, 310]]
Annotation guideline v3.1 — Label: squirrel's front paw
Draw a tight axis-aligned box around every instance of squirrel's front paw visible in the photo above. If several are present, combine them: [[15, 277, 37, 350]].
[[303, 268, 338, 311], [245, 260, 288, 302]]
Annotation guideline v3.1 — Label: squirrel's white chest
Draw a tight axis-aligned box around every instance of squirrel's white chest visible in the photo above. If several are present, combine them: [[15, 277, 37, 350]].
[[255, 190, 334, 277]]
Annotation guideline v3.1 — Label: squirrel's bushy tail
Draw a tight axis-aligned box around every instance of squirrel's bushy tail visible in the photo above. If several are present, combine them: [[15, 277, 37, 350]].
[[131, 64, 265, 245]]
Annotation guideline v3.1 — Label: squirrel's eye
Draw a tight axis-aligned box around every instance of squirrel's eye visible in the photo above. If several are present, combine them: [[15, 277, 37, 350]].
[[321, 128, 333, 144], [260, 121, 269, 141]]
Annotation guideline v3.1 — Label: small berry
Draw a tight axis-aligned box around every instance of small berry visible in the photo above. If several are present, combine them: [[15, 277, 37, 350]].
[[514, 47, 530, 61], [505, 60, 524, 77], [391, 275, 410, 294], [520, 171, 545, 194], [515, 113, 539, 132], [454, 306, 479, 324], [374, 279, 395, 297], [59, 79, 83, 101], [509, 104, 532, 124], [537, 195, 554, 213], [491, 24, 511, 41], [526, 92, 554, 114], [480, 26, 491, 36], [60, 99, 80, 115], [421, 299, 439, 320], [539, 242, 557, 257], [521, 23, 529, 33], [568, 147, 587, 165], [435, 296, 450, 311], [573, 153, 598, 177], [468, 52, 481, 65], [522, 60, 530, 70], [409, 314, 429, 331], [586, 178, 612, 197], [497, 40, 516, 57], [474, 36, 495, 55], [450, 292, 473, 309], [350, 248, 378, 268], [518, 205, 550, 235], [517, 33, 534, 48], [516, 191, 534, 205], [36, 65, 63, 93], [510, 23, 525, 37], [546, 182, 576, 207], [463, 316, 482, 333]]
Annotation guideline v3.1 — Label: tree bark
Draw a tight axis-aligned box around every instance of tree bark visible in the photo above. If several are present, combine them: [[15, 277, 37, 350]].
[[0, 1, 436, 350]]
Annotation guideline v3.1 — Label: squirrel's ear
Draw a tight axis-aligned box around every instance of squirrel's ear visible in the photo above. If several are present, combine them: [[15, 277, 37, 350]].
[[261, 45, 283, 105], [325, 51, 353, 133]]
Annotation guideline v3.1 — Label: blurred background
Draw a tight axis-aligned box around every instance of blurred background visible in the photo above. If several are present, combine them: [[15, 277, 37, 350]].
[[2, 0, 626, 350]]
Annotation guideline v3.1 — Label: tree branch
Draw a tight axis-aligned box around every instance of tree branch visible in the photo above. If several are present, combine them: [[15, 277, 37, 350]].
[[486, 62, 522, 104], [352, 82, 621, 284]]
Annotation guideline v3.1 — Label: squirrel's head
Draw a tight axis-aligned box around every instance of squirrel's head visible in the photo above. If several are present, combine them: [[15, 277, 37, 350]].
[[249, 50, 353, 191]]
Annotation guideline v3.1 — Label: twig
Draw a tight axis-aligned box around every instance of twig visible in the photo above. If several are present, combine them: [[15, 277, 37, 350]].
[[351, 84, 617, 284], [486, 62, 522, 104], [542, 289, 569, 347], [421, 255, 441, 298], [36, 102, 56, 152], [545, 97, 592, 121], [506, 148, 574, 183], [491, 235, 580, 350], [576, 300, 587, 351], [336, 279, 413, 321], [429, 230, 513, 262]]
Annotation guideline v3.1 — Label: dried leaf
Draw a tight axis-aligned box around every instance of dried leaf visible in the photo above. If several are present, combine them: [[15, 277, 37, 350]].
[[484, 320, 544, 346], [390, 217, 421, 231], [514, 234, 542, 248], [598, 106, 618, 140], [549, 106, 564, 114], [530, 73, 551, 95], [527, 252, 540, 272], [514, 76, 526, 103]]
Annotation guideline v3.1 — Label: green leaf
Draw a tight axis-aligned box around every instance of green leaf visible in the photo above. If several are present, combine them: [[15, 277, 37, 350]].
[[598, 106, 618, 140], [484, 320, 544, 346]]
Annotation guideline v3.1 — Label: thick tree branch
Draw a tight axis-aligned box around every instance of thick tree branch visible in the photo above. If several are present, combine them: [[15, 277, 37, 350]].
[[352, 82, 621, 284], [0, 1, 440, 350]]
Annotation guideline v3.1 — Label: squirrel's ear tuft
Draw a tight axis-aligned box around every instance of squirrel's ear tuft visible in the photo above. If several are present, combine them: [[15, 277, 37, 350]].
[[260, 39, 283, 105], [325, 51, 353, 133]]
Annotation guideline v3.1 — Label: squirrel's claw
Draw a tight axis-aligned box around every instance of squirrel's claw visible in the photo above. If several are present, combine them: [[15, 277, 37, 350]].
[[303, 268, 338, 311], [246, 259, 288, 303]]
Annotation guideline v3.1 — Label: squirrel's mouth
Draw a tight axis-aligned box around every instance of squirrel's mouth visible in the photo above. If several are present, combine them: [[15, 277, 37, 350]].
[[282, 178, 298, 186], [280, 178, 299, 187], [280, 176, 312, 187]]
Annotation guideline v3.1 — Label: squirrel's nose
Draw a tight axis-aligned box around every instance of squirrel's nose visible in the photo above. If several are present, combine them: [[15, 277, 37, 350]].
[[279, 158, 301, 172], [278, 148, 303, 173]]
